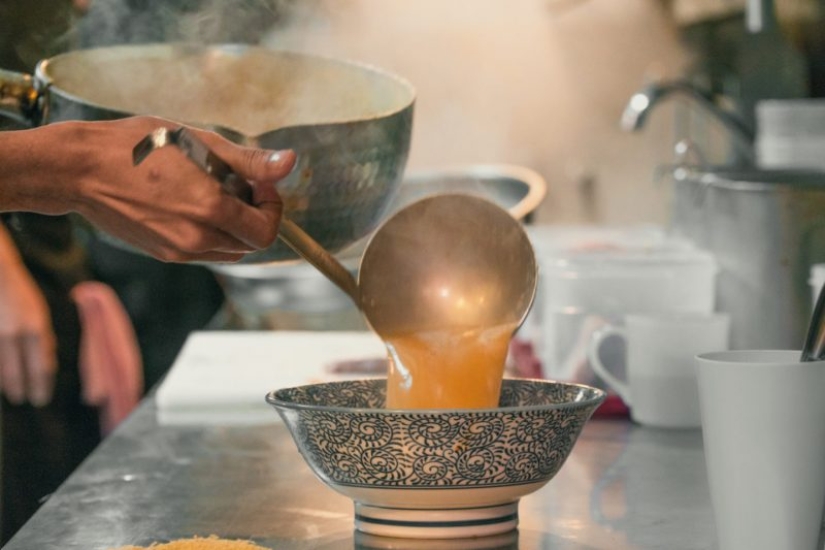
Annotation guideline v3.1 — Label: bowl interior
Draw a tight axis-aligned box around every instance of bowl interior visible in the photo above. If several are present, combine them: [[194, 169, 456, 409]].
[[47, 44, 415, 136]]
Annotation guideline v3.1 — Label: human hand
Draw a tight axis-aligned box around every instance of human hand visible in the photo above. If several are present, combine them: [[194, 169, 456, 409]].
[[0, 225, 56, 406], [82, 117, 297, 262], [3, 116, 296, 263]]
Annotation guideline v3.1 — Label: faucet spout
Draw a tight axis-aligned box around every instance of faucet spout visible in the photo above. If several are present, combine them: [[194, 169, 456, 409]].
[[621, 80, 755, 165]]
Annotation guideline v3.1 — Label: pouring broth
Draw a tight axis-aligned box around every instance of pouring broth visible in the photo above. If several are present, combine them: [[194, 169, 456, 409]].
[[385, 322, 517, 409]]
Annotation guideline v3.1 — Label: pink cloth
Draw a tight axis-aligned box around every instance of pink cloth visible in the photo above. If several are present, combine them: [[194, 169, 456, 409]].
[[71, 281, 143, 435], [507, 338, 544, 379], [507, 337, 629, 419]]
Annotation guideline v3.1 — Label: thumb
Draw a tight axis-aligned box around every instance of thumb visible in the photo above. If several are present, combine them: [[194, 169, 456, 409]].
[[188, 128, 297, 202], [226, 147, 297, 185]]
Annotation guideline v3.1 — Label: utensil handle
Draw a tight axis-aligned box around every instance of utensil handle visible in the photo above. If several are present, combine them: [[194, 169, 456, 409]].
[[277, 219, 360, 305], [189, 134, 361, 305], [801, 284, 825, 361], [0, 68, 38, 127]]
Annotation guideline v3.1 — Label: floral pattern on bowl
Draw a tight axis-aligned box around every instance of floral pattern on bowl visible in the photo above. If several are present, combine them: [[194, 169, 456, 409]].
[[269, 379, 601, 488], [266, 379, 605, 539]]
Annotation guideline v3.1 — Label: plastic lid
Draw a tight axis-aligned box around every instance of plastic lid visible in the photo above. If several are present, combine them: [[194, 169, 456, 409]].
[[528, 225, 717, 278]]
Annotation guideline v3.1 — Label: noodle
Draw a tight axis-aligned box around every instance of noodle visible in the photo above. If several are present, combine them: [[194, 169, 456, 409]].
[[111, 535, 270, 550]]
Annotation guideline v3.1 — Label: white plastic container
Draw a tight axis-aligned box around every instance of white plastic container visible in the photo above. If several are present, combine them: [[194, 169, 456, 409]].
[[524, 225, 718, 384]]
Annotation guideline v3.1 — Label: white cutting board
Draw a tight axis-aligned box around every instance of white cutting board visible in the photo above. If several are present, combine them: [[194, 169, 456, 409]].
[[155, 330, 385, 426]]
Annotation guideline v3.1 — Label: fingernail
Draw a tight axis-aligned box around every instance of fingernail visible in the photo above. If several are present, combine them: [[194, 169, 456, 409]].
[[268, 150, 294, 163], [269, 150, 298, 174]]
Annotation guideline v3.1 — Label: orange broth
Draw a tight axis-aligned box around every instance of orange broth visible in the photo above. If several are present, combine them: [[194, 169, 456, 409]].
[[384, 322, 516, 409]]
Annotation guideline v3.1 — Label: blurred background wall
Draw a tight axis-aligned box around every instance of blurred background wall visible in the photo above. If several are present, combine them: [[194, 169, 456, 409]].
[[261, 0, 691, 226]]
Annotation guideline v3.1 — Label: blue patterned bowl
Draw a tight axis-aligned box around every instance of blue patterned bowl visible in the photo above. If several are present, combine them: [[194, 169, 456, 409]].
[[266, 379, 605, 539]]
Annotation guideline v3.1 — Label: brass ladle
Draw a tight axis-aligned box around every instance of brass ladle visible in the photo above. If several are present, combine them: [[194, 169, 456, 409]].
[[133, 127, 538, 338]]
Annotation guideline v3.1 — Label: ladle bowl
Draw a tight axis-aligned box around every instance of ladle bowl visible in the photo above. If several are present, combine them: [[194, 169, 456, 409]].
[[281, 193, 538, 338], [358, 193, 538, 338]]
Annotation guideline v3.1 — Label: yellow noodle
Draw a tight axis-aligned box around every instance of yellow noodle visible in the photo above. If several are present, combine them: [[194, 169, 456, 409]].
[[111, 534, 270, 550]]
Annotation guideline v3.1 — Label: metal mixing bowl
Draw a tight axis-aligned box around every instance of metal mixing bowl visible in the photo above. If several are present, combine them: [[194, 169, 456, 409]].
[[1, 43, 415, 262]]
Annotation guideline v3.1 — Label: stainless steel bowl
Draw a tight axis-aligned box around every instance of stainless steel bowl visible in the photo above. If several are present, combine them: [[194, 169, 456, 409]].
[[213, 164, 547, 329], [1, 43, 416, 262]]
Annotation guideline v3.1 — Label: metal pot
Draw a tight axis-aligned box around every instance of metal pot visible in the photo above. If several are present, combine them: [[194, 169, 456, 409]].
[[0, 43, 415, 263], [670, 166, 825, 350]]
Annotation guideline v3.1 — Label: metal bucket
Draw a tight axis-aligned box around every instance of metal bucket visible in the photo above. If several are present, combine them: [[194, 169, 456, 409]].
[[0, 43, 415, 263], [670, 167, 825, 349]]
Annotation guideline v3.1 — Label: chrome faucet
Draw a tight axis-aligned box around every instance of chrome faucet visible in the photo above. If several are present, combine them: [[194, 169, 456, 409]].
[[621, 80, 756, 166]]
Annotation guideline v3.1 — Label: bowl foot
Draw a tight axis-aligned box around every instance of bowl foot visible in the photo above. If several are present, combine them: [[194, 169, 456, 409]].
[[354, 501, 519, 539]]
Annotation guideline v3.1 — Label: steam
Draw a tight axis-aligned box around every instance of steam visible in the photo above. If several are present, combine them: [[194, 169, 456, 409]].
[[73, 0, 689, 225], [255, 0, 688, 224], [77, 0, 299, 47]]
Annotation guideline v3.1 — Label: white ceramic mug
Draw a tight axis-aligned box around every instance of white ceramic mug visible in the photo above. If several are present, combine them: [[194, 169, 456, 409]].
[[587, 312, 730, 428], [696, 350, 825, 550]]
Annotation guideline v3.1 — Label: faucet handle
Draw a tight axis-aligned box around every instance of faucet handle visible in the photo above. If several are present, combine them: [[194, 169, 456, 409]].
[[622, 79, 756, 168]]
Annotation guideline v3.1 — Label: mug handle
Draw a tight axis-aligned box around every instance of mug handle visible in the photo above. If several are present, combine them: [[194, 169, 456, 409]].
[[587, 324, 631, 404]]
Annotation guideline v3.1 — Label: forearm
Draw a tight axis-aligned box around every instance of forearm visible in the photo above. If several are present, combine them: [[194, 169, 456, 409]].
[[0, 121, 91, 214]]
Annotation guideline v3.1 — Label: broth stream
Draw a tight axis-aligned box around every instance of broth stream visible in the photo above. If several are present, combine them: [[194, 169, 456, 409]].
[[385, 322, 517, 409]]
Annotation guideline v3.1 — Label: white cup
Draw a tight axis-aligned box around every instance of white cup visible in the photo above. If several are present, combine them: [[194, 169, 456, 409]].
[[588, 312, 730, 428], [695, 350, 825, 550]]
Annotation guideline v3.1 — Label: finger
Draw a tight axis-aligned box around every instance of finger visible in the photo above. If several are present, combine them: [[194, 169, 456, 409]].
[[203, 136, 297, 185], [152, 245, 248, 264], [22, 332, 57, 407], [102, 214, 256, 262], [210, 195, 283, 250], [185, 251, 248, 263], [156, 247, 248, 264], [159, 221, 258, 256], [162, 127, 293, 251], [0, 337, 26, 405], [243, 149, 297, 183], [250, 179, 284, 206]]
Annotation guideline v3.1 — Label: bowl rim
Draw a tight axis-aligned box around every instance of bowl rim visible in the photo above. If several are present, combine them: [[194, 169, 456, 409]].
[[265, 377, 607, 415]]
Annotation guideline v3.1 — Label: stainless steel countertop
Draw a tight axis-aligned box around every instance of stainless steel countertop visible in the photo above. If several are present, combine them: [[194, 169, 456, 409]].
[[4, 398, 716, 549]]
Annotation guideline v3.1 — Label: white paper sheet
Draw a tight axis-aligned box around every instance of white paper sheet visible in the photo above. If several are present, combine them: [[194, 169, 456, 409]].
[[155, 330, 385, 426]]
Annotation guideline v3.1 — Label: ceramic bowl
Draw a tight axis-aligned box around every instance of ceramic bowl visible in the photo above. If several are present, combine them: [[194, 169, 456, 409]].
[[266, 379, 605, 539]]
